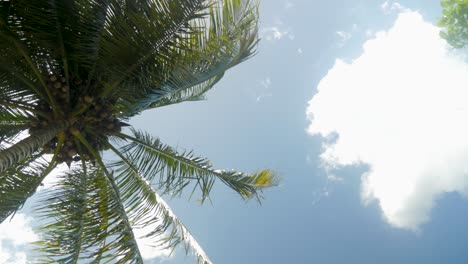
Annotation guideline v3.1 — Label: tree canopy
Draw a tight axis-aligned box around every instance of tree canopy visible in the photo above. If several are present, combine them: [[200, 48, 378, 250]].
[[0, 0, 276, 263], [439, 0, 468, 48]]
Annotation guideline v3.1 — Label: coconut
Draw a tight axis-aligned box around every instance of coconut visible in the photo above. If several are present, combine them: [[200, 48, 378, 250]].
[[49, 74, 57, 82]]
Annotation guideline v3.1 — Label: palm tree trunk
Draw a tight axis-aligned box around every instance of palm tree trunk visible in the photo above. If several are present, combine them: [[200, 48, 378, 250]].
[[0, 122, 66, 174]]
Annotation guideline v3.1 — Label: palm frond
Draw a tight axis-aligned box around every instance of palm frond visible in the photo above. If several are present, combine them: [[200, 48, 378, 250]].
[[121, 71, 224, 113], [0, 68, 42, 104], [0, 123, 29, 145], [70, 0, 110, 81], [0, 49, 47, 104], [106, 142, 212, 264], [148, 191, 212, 264], [35, 168, 89, 263], [36, 167, 144, 264], [119, 0, 259, 116], [1, 0, 81, 73], [0, 105, 32, 126], [96, 0, 210, 100], [0, 3, 58, 107], [0, 84, 38, 121], [0, 154, 48, 223], [116, 129, 277, 202], [0, 0, 110, 97]]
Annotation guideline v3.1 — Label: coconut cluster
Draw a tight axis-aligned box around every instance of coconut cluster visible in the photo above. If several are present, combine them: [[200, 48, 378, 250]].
[[46, 74, 69, 102], [29, 73, 127, 166]]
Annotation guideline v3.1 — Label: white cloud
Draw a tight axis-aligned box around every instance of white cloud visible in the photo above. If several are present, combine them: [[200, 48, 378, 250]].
[[327, 174, 343, 182], [0, 214, 38, 264], [306, 11, 468, 230], [335, 24, 360, 47], [336, 31, 352, 47], [261, 26, 292, 41], [381, 1, 407, 15]]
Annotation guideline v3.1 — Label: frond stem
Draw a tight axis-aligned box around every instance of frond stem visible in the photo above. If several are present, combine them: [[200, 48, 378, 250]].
[[103, 138, 213, 264], [117, 132, 226, 180], [71, 130, 144, 263], [51, 0, 70, 105]]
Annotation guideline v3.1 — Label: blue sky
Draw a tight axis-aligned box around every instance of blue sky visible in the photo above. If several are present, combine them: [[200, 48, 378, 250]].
[[2, 0, 468, 263]]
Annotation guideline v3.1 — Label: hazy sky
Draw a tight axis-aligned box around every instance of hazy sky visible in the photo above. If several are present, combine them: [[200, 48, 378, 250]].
[[3, 0, 468, 263]]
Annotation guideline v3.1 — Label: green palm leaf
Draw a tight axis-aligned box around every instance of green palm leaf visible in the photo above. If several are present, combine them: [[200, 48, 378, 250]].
[[0, 123, 29, 145], [36, 167, 144, 264], [97, 0, 211, 109], [106, 142, 212, 264], [115, 129, 276, 201], [0, 155, 48, 222], [0, 75, 40, 121], [119, 0, 259, 116]]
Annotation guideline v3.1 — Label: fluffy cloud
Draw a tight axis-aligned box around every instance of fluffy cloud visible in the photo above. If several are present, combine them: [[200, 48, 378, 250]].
[[261, 26, 293, 41], [0, 214, 38, 264], [307, 11, 468, 230], [381, 1, 407, 14]]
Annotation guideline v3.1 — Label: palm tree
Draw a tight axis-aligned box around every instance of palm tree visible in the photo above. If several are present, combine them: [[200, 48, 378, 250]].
[[0, 0, 276, 263]]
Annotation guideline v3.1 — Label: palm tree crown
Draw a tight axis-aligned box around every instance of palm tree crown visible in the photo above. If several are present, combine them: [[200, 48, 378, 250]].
[[0, 0, 276, 263]]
